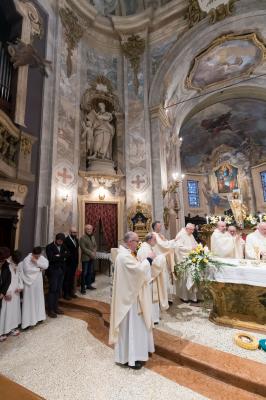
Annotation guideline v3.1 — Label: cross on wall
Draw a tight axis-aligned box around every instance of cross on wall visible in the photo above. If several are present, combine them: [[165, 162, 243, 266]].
[[57, 167, 73, 184], [131, 174, 145, 189]]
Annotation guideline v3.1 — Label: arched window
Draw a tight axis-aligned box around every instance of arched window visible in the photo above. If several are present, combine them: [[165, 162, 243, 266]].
[[187, 180, 200, 208], [260, 171, 266, 202]]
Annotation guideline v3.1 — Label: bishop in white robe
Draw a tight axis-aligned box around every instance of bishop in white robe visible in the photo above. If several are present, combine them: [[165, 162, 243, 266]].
[[175, 224, 199, 302], [152, 221, 177, 302], [137, 233, 169, 324], [21, 247, 48, 329], [0, 255, 23, 337], [211, 221, 235, 258], [245, 223, 266, 260], [109, 232, 154, 370]]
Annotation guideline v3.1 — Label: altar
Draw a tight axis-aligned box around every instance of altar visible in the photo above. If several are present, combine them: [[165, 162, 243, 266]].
[[208, 258, 266, 333]]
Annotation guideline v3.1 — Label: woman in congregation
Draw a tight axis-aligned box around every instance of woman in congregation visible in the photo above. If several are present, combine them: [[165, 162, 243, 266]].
[[0, 250, 23, 341]]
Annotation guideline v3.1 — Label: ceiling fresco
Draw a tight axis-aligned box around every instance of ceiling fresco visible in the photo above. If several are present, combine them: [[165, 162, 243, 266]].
[[180, 98, 266, 172]]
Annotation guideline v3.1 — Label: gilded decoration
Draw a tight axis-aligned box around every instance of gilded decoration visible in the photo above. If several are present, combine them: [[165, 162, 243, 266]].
[[121, 34, 145, 94], [127, 201, 152, 241], [186, 0, 237, 27], [20, 136, 32, 157], [0, 110, 20, 169], [19, 0, 44, 41], [8, 39, 52, 77], [59, 7, 84, 78], [186, 33, 266, 91], [209, 282, 266, 332]]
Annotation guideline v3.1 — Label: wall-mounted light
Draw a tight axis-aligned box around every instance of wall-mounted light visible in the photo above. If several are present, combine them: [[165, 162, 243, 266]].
[[98, 186, 106, 200]]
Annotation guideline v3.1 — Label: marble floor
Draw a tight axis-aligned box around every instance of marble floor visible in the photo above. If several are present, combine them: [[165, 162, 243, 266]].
[[82, 274, 266, 364], [0, 316, 207, 400]]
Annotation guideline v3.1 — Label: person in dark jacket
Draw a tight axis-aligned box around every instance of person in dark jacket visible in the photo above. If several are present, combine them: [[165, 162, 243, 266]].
[[63, 227, 79, 300], [46, 233, 69, 318], [0, 247, 11, 311]]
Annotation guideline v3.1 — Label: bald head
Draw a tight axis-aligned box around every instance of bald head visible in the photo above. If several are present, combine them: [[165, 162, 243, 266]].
[[185, 223, 195, 235], [69, 226, 78, 238], [258, 222, 266, 237], [85, 224, 93, 235], [228, 225, 237, 236], [124, 231, 139, 252], [217, 221, 226, 233]]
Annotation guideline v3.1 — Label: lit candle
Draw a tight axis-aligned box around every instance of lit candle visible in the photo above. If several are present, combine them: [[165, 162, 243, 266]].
[[206, 216, 209, 224], [219, 216, 222, 221], [259, 214, 262, 223]]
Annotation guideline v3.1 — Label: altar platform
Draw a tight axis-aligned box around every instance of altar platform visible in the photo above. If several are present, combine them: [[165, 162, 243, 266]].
[[208, 258, 266, 333]]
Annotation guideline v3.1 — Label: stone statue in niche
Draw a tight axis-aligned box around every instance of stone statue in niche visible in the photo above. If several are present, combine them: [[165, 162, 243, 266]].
[[82, 102, 115, 160], [80, 75, 120, 173], [0, 126, 19, 167]]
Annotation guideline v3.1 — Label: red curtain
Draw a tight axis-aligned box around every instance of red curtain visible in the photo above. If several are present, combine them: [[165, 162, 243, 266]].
[[85, 203, 117, 249]]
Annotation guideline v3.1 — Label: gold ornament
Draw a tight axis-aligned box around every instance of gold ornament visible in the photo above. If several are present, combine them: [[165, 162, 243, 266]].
[[121, 35, 145, 95]]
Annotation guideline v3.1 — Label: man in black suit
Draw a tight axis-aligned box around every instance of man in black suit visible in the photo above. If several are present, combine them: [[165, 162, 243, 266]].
[[63, 227, 79, 300], [46, 233, 69, 318]]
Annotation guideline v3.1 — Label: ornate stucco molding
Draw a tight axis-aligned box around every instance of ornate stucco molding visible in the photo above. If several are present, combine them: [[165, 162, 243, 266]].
[[187, 0, 237, 28], [19, 0, 44, 42], [121, 34, 146, 94], [59, 7, 84, 77]]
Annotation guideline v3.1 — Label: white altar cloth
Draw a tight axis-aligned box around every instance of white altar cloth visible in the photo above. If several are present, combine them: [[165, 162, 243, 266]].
[[208, 258, 266, 287]]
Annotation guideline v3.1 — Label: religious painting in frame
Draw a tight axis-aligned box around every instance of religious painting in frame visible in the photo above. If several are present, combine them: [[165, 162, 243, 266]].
[[186, 33, 266, 91], [215, 163, 238, 193]]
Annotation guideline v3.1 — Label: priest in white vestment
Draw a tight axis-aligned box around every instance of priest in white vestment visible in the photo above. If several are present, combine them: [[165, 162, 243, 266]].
[[245, 223, 266, 260], [22, 247, 48, 329], [109, 231, 155, 370], [211, 221, 235, 258], [175, 224, 199, 302], [152, 221, 177, 303], [0, 251, 23, 338], [137, 233, 169, 324], [228, 225, 245, 259]]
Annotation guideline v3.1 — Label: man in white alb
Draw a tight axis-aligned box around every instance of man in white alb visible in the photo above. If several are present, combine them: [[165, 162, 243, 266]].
[[22, 247, 48, 329], [152, 221, 177, 303], [175, 223, 199, 302], [137, 233, 168, 324], [227, 225, 245, 259], [109, 231, 155, 370], [245, 222, 266, 260], [211, 221, 235, 258]]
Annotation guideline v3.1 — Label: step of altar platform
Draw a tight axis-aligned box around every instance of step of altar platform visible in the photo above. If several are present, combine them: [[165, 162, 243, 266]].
[[0, 373, 45, 400], [60, 297, 266, 400]]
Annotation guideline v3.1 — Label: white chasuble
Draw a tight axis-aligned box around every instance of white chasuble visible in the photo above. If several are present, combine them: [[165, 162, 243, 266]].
[[245, 230, 266, 260], [153, 233, 177, 301], [109, 246, 154, 366], [211, 230, 235, 258], [0, 261, 23, 335], [175, 228, 199, 302], [137, 242, 169, 323], [21, 254, 48, 329]]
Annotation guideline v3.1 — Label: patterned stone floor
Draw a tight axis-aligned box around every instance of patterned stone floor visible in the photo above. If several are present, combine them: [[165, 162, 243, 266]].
[[83, 274, 266, 365]]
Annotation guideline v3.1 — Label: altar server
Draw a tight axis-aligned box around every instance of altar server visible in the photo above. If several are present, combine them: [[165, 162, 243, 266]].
[[211, 221, 235, 258], [0, 251, 23, 340], [175, 224, 199, 302], [21, 247, 48, 329], [109, 231, 155, 370], [228, 225, 245, 259], [245, 223, 266, 260], [137, 233, 168, 324], [152, 221, 177, 302]]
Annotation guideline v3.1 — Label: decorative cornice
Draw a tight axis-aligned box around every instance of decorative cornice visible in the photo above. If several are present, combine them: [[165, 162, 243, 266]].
[[19, 0, 44, 42], [121, 34, 146, 94], [186, 0, 237, 28], [59, 7, 84, 77]]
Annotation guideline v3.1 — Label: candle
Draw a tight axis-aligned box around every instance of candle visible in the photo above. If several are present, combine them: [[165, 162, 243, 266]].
[[219, 216, 222, 221], [259, 214, 262, 223], [206, 216, 209, 224]]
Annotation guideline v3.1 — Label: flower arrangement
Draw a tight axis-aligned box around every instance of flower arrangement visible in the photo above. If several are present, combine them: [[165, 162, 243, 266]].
[[244, 214, 258, 228], [174, 244, 223, 287], [262, 215, 266, 222]]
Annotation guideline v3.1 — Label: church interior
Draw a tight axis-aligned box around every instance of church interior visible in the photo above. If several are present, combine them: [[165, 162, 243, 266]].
[[1, 0, 266, 399]]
